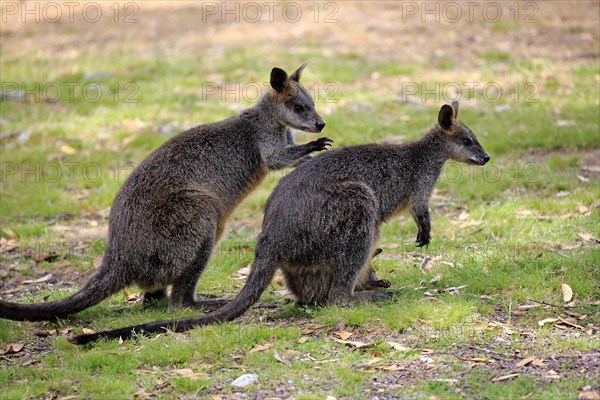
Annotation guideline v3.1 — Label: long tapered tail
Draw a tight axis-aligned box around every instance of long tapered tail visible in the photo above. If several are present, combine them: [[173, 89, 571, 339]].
[[0, 264, 121, 322], [69, 254, 278, 345]]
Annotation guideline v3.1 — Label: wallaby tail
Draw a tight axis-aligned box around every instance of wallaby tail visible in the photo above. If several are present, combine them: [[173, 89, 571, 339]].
[[70, 253, 278, 345], [0, 262, 122, 322]]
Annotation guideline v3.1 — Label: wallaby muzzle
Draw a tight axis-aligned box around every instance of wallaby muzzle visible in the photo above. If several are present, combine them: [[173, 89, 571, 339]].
[[470, 151, 491, 166], [316, 120, 326, 132]]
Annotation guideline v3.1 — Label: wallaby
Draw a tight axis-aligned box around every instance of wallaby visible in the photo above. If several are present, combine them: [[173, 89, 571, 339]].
[[0, 64, 334, 322], [70, 100, 490, 344]]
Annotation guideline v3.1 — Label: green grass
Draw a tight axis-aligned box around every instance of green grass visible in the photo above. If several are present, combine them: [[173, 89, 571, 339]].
[[1, 6, 599, 399]]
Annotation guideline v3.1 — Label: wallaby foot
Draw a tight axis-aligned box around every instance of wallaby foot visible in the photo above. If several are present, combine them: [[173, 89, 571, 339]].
[[356, 276, 392, 290], [143, 289, 168, 304], [356, 249, 391, 291]]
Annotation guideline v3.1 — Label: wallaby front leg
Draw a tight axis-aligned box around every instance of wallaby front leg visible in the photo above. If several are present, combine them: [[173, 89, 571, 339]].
[[411, 205, 431, 247], [266, 137, 333, 169]]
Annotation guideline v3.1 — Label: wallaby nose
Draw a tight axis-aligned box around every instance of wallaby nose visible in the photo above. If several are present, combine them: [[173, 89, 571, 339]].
[[316, 120, 326, 132], [483, 153, 491, 164]]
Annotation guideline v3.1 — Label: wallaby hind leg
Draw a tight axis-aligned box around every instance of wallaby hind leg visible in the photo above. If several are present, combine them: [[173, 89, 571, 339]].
[[355, 248, 391, 291], [327, 257, 392, 306], [169, 238, 228, 311], [143, 289, 168, 304], [326, 230, 391, 305], [284, 266, 333, 306]]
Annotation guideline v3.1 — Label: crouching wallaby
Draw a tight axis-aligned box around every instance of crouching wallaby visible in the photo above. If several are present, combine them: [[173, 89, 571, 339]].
[[0, 64, 333, 322], [70, 100, 490, 345]]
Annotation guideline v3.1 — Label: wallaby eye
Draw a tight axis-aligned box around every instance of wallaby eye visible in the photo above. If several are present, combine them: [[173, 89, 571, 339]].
[[463, 138, 473, 146], [294, 104, 304, 112]]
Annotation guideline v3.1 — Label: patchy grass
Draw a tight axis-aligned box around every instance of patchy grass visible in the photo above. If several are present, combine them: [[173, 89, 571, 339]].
[[1, 2, 599, 399]]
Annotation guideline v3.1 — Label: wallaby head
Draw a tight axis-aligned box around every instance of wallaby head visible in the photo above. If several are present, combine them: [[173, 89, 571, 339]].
[[269, 63, 326, 133], [437, 100, 490, 166]]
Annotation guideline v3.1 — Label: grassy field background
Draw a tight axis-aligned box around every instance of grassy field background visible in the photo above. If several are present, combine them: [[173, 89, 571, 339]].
[[0, 1, 599, 399]]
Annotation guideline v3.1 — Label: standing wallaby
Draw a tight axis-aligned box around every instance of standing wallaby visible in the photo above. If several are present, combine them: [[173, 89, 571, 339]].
[[70, 100, 490, 344], [0, 64, 333, 322]]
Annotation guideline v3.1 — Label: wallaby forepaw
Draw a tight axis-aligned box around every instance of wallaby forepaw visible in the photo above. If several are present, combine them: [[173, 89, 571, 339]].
[[416, 232, 430, 247], [310, 137, 334, 152], [374, 279, 391, 288]]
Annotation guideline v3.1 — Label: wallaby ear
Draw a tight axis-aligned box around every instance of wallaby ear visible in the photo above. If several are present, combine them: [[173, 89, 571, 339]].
[[270, 67, 289, 93], [438, 104, 455, 131], [451, 99, 459, 118], [290, 62, 308, 82]]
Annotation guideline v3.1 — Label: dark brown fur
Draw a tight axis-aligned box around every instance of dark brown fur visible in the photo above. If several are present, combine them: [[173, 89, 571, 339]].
[[0, 64, 332, 321], [70, 101, 490, 345]]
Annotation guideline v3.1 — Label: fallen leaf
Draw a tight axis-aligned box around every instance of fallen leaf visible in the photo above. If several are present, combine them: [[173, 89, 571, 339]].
[[334, 331, 353, 340], [429, 274, 443, 283], [578, 391, 600, 400], [172, 368, 209, 380], [576, 175, 590, 182], [249, 343, 272, 353], [302, 325, 323, 334], [133, 389, 156, 398], [561, 283, 573, 302], [297, 336, 309, 344], [2, 228, 18, 239], [556, 315, 585, 330], [231, 373, 258, 387], [154, 379, 169, 389], [577, 206, 589, 214], [581, 165, 600, 173], [333, 338, 378, 350], [531, 358, 547, 368], [273, 350, 291, 367], [544, 370, 561, 380], [516, 356, 536, 367], [5, 343, 24, 354], [381, 364, 404, 371], [442, 285, 467, 295], [313, 358, 339, 364], [234, 266, 251, 279], [518, 304, 541, 310], [367, 357, 382, 365], [455, 355, 489, 363], [538, 317, 559, 327], [60, 144, 76, 155], [555, 120, 576, 127], [123, 290, 143, 302], [22, 273, 54, 284], [492, 373, 519, 382], [82, 328, 96, 335], [388, 342, 409, 351], [578, 232, 593, 241], [421, 348, 435, 355]]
